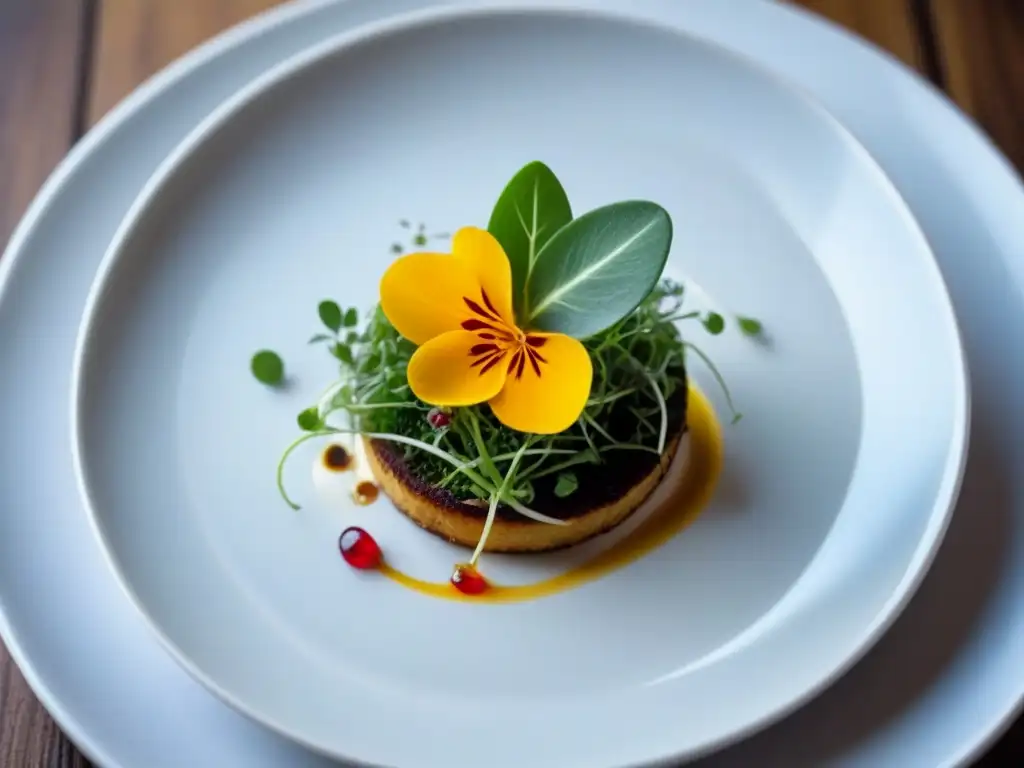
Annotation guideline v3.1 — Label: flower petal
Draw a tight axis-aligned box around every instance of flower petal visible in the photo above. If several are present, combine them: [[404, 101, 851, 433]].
[[380, 253, 480, 345], [453, 227, 516, 328], [408, 330, 509, 407], [489, 333, 593, 434]]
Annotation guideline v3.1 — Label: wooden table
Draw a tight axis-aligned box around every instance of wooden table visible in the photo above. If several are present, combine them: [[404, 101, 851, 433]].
[[1, 0, 1021, 765]]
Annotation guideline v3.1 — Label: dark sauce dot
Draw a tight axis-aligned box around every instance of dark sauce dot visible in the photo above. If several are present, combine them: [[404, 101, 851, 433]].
[[352, 480, 379, 506], [323, 444, 352, 472]]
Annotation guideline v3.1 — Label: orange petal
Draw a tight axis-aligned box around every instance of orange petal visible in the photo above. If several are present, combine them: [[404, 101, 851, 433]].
[[408, 330, 509, 407], [452, 227, 516, 328], [489, 333, 593, 434], [380, 253, 480, 345]]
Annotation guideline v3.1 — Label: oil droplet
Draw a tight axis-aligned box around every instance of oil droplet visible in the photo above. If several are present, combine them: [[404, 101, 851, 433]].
[[450, 563, 488, 595], [322, 444, 352, 472], [352, 480, 379, 506], [339, 526, 381, 569]]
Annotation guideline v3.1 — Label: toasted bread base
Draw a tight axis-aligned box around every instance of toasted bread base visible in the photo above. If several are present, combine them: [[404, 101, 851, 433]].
[[364, 424, 688, 554]]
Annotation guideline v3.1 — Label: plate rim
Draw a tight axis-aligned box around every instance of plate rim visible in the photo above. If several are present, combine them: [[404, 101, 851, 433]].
[[65, 3, 971, 765]]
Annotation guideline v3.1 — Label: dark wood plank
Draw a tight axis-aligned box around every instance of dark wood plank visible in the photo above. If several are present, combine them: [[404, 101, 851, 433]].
[[0, 0, 94, 762], [0, 0, 87, 246], [789, 0, 926, 70], [89, 0, 285, 124], [931, 0, 1024, 172]]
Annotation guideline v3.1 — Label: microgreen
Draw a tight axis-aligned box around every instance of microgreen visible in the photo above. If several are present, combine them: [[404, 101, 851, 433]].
[[702, 311, 725, 335], [274, 276, 746, 512], [738, 316, 763, 336], [554, 472, 579, 498], [297, 407, 322, 431], [318, 300, 343, 332], [251, 350, 284, 386]]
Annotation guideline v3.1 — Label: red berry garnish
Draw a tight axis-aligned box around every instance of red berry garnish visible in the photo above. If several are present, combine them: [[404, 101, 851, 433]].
[[339, 526, 381, 569], [451, 563, 488, 595], [427, 407, 451, 429]]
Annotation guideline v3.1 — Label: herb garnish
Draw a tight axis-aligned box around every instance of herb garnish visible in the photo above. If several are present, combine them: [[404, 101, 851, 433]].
[[251, 350, 284, 386], [254, 162, 762, 563]]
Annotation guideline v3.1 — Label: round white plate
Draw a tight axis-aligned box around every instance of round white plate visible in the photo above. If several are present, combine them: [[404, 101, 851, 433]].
[[67, 6, 967, 766], [0, 1, 1019, 766]]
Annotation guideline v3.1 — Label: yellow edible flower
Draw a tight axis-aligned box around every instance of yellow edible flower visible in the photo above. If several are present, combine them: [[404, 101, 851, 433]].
[[379, 227, 593, 434]]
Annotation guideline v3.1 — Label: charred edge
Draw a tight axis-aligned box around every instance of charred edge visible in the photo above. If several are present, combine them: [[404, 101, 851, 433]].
[[369, 377, 688, 523]]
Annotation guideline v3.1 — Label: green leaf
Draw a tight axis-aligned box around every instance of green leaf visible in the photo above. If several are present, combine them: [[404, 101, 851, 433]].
[[554, 471, 578, 498], [250, 350, 284, 386], [308, 333, 333, 344], [331, 343, 354, 365], [318, 300, 342, 332], [343, 308, 359, 327], [297, 407, 322, 431], [487, 161, 572, 317], [702, 312, 725, 335], [738, 316, 763, 336], [525, 201, 672, 338]]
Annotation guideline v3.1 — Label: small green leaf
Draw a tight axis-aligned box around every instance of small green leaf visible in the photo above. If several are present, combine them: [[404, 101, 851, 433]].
[[345, 331, 360, 344], [331, 343, 354, 365], [360, 350, 382, 374], [738, 316, 763, 336], [413, 233, 427, 246], [297, 407, 322, 431], [702, 312, 725, 335], [318, 300, 342, 332], [308, 333, 333, 344], [487, 161, 572, 317], [391, 243, 403, 254], [525, 201, 672, 338], [517, 481, 536, 505], [250, 350, 284, 386], [343, 308, 358, 327], [554, 472, 578, 498]]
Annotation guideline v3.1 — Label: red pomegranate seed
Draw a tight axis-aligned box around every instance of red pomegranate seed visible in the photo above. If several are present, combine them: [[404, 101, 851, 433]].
[[338, 526, 381, 570], [450, 563, 488, 595], [427, 407, 451, 429]]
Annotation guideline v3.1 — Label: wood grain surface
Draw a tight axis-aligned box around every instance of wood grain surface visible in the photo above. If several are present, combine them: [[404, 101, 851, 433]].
[[0, 1, 1020, 765], [0, 3, 89, 762], [931, 0, 1024, 172]]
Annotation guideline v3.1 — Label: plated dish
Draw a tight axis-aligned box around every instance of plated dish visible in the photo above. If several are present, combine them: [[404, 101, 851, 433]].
[[67, 6, 965, 766], [261, 160, 750, 597], [0, 0, 1019, 766]]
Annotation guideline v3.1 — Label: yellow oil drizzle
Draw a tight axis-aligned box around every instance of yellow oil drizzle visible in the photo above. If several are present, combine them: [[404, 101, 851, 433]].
[[378, 385, 724, 603]]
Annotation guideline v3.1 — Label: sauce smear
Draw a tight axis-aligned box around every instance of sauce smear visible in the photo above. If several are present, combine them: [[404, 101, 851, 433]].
[[377, 385, 724, 603]]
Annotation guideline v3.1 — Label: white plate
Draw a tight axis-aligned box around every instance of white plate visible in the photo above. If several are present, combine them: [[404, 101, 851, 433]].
[[67, 6, 967, 766], [0, 1, 1018, 766]]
